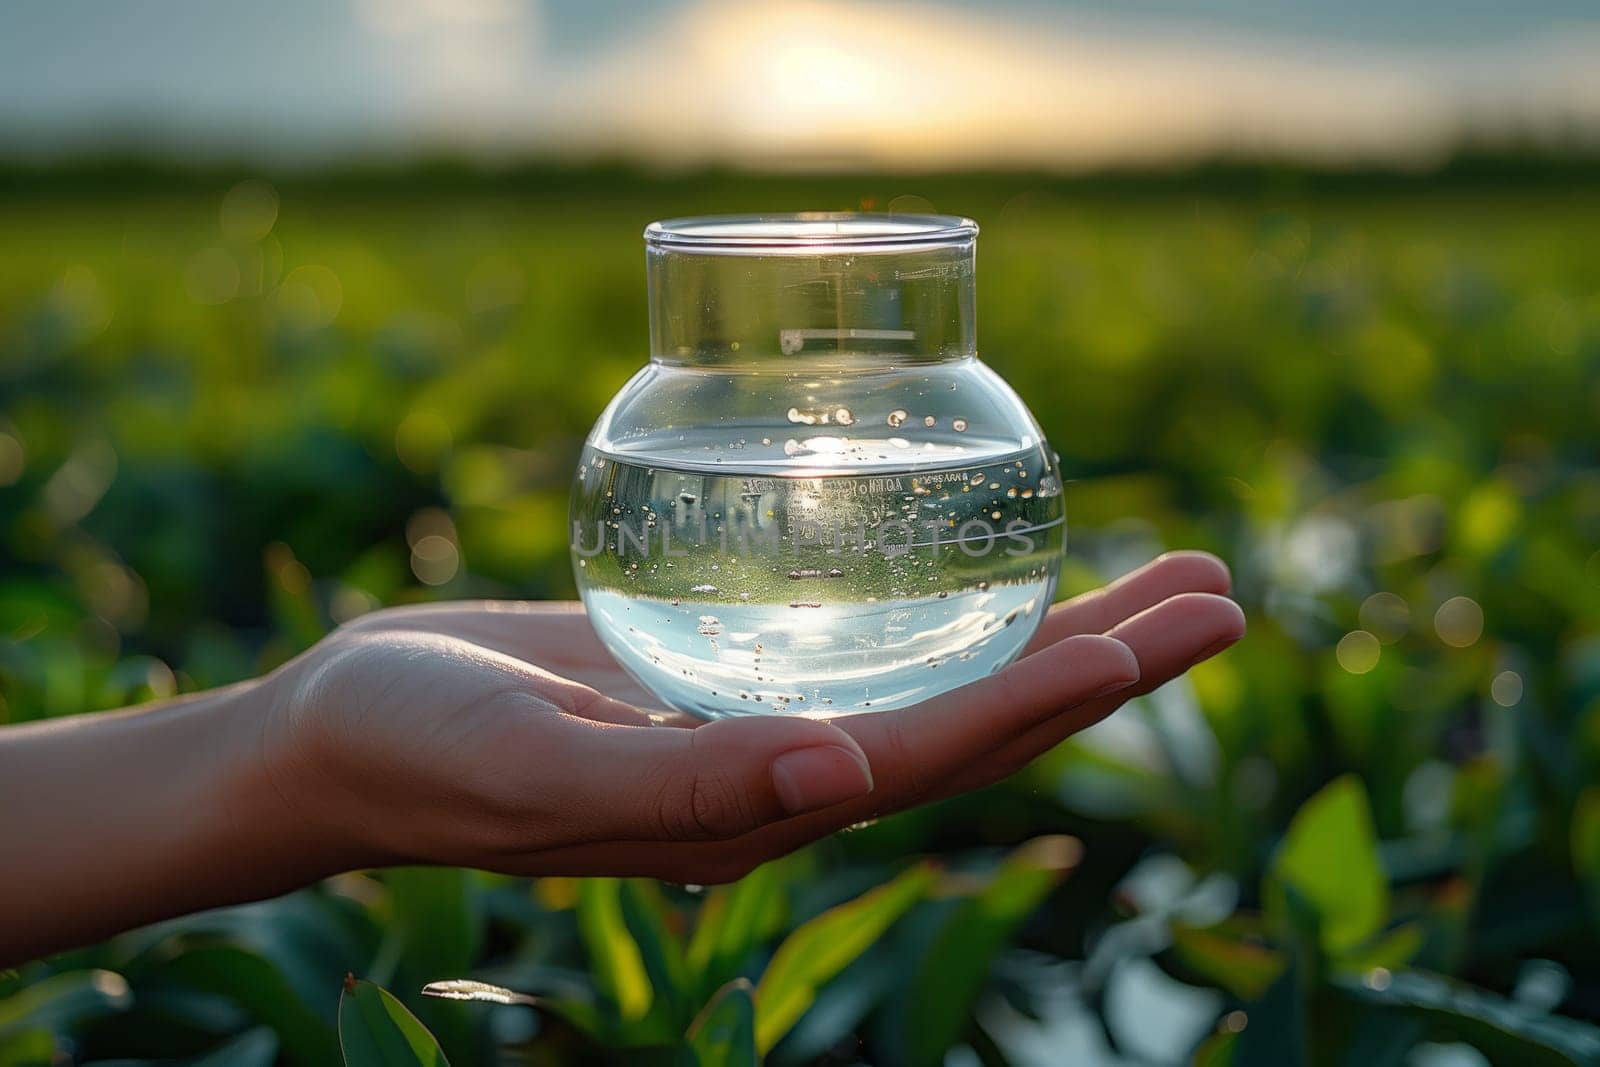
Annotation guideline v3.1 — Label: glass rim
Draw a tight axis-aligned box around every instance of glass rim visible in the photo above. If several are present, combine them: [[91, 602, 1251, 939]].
[[643, 212, 978, 253]]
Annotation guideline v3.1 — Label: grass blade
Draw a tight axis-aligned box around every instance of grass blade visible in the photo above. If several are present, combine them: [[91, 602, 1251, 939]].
[[338, 975, 449, 1067], [685, 978, 757, 1067], [755, 862, 936, 1053], [902, 836, 1081, 1067]]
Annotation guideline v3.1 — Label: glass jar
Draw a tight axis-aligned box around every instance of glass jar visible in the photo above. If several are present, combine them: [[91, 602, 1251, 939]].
[[570, 213, 1063, 719]]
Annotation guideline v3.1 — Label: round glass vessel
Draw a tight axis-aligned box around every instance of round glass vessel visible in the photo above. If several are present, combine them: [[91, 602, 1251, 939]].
[[570, 213, 1063, 719]]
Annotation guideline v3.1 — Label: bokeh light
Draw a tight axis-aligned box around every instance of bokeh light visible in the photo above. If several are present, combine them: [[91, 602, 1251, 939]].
[[330, 585, 379, 624], [219, 179, 280, 242], [1491, 670, 1524, 707], [43, 441, 117, 525], [1336, 630, 1382, 674], [1434, 596, 1485, 648], [265, 542, 311, 596], [407, 508, 461, 586], [274, 265, 343, 329], [411, 535, 460, 586], [1358, 591, 1411, 644]]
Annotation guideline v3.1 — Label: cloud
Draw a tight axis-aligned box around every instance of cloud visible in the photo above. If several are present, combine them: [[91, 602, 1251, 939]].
[[529, 0, 1600, 168], [352, 0, 541, 131], [1, 0, 1597, 165]]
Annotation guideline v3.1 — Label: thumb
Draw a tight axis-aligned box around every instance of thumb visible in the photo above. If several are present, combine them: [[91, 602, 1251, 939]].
[[552, 714, 875, 844]]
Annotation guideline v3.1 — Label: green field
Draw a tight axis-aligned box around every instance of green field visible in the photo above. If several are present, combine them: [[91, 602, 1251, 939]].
[[3, 168, 1600, 1065]]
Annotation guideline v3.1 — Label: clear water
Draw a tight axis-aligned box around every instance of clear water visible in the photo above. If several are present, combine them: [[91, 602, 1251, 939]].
[[571, 437, 1064, 719]]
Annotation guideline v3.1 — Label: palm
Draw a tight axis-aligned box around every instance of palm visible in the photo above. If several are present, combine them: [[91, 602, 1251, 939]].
[[292, 552, 1242, 883]]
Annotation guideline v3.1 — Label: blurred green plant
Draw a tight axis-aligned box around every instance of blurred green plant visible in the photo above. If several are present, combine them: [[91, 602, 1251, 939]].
[[328, 852, 1020, 1065], [340, 976, 448, 1066], [1180, 777, 1600, 1065]]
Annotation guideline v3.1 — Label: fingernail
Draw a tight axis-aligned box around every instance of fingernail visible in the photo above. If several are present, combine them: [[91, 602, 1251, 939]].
[[771, 745, 875, 815]]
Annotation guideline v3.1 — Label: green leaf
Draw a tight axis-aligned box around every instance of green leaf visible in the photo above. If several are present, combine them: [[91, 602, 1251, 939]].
[[1333, 922, 1426, 974], [1192, 1030, 1237, 1067], [687, 862, 787, 999], [577, 879, 654, 1024], [685, 979, 757, 1067], [338, 976, 450, 1067], [1333, 969, 1600, 1067], [383, 868, 483, 1060], [571, 879, 692, 1044], [619, 880, 691, 1029], [157, 944, 337, 1065], [902, 836, 1080, 1067], [1276, 882, 1326, 958], [1171, 925, 1288, 1001], [385, 868, 482, 980], [1266, 775, 1387, 955], [0, 970, 130, 1040], [1231, 965, 1308, 1067], [0, 1030, 56, 1066], [130, 891, 369, 1019], [531, 997, 610, 1041], [1571, 787, 1600, 922], [755, 862, 936, 1053]]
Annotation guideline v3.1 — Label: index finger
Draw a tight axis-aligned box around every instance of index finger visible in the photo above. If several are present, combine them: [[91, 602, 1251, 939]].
[[827, 632, 1140, 802], [1025, 551, 1232, 653]]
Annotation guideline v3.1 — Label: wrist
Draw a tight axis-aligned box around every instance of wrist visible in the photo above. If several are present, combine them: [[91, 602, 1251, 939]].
[[172, 678, 365, 904], [236, 662, 399, 876]]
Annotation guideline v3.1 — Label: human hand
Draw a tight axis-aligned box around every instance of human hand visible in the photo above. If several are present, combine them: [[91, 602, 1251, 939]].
[[258, 551, 1243, 884]]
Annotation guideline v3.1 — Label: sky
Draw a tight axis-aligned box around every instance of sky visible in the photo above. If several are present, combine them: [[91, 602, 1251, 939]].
[[2, 0, 1598, 169]]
